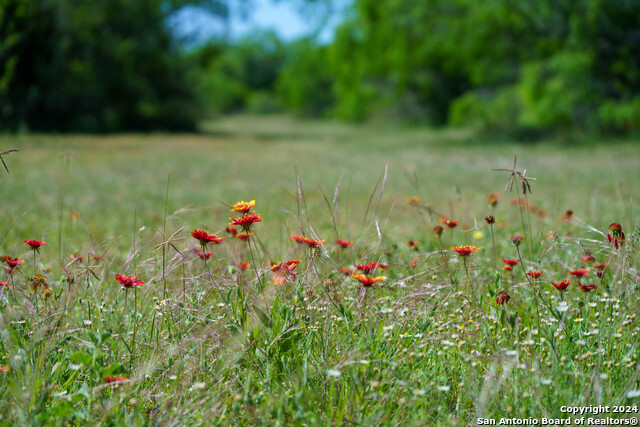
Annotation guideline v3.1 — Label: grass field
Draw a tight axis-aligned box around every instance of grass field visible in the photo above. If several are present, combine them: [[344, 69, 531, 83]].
[[1, 115, 639, 425]]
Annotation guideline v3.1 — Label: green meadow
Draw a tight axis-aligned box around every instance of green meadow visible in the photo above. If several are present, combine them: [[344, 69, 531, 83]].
[[0, 116, 639, 425]]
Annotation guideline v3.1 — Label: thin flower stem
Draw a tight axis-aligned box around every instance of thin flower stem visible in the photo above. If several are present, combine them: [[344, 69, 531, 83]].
[[516, 246, 540, 331], [246, 238, 267, 306], [523, 192, 535, 259], [598, 240, 615, 293], [202, 256, 239, 328], [490, 224, 497, 271], [514, 181, 532, 259]]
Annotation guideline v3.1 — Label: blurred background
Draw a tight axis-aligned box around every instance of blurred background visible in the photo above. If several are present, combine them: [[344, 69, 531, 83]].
[[1, 0, 640, 137]]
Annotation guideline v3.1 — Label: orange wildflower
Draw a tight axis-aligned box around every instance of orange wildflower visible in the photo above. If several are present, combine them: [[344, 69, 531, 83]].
[[551, 280, 571, 292], [352, 274, 385, 287], [336, 239, 353, 248], [568, 268, 589, 278], [229, 211, 262, 233], [191, 229, 224, 246], [440, 218, 458, 228], [450, 245, 479, 257], [607, 223, 625, 249], [231, 200, 256, 213]]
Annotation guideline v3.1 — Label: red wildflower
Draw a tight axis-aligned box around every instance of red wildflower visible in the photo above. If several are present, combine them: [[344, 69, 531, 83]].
[[488, 193, 499, 207], [355, 262, 388, 275], [2, 256, 24, 270], [270, 259, 301, 284], [511, 235, 524, 247], [115, 274, 144, 288], [440, 218, 458, 228], [607, 223, 625, 249], [410, 257, 419, 267], [0, 281, 10, 287], [406, 240, 419, 249], [562, 209, 574, 222], [104, 376, 126, 383], [229, 211, 262, 232], [568, 268, 589, 278], [580, 252, 596, 263], [197, 252, 213, 260], [593, 263, 607, 277], [502, 265, 513, 272], [502, 258, 520, 267], [433, 226, 444, 237], [551, 280, 571, 292], [230, 200, 255, 214], [526, 270, 542, 279], [302, 237, 325, 248], [496, 290, 510, 305], [352, 274, 385, 287], [450, 245, 479, 257], [29, 275, 48, 290], [93, 255, 103, 262], [24, 240, 46, 251], [235, 232, 253, 241], [290, 235, 306, 243], [336, 239, 353, 248], [191, 229, 224, 246], [485, 215, 495, 225], [577, 283, 597, 292], [237, 262, 250, 270], [225, 226, 238, 235]]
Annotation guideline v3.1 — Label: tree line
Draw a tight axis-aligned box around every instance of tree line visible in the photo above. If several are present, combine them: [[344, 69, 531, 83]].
[[2, 0, 639, 135]]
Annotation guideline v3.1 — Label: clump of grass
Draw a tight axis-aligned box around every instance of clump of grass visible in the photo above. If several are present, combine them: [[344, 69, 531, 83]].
[[0, 122, 639, 424]]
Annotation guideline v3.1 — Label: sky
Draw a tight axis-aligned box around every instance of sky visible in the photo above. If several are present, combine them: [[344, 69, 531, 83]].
[[170, 0, 347, 44]]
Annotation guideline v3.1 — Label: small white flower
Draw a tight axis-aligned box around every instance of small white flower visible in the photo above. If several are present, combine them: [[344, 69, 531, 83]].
[[383, 325, 394, 331], [505, 350, 517, 357], [326, 369, 341, 378], [539, 379, 552, 385], [217, 303, 226, 307], [412, 388, 426, 396], [380, 308, 393, 314], [557, 302, 569, 313], [359, 360, 370, 365], [83, 320, 92, 326], [574, 317, 584, 323], [436, 385, 450, 392], [169, 375, 177, 380], [626, 390, 640, 398]]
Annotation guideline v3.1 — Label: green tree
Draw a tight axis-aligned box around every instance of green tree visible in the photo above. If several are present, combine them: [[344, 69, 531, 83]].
[[0, 0, 232, 132]]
